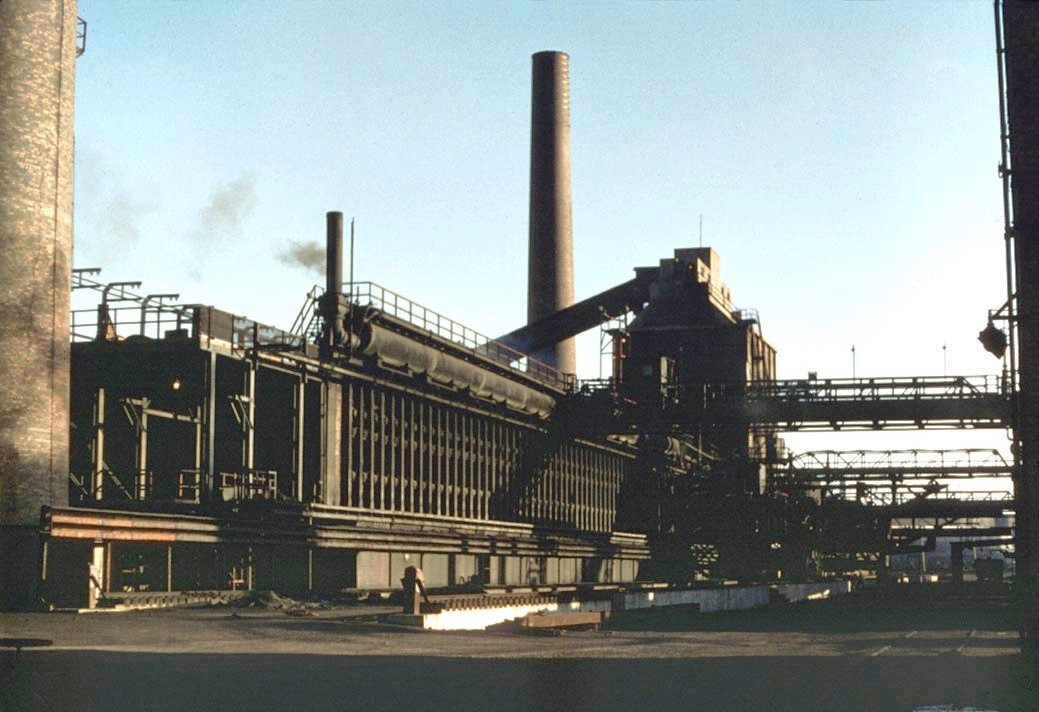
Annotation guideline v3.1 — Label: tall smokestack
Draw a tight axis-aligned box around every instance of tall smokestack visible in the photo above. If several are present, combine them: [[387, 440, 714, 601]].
[[0, 0, 78, 609], [528, 51, 576, 374]]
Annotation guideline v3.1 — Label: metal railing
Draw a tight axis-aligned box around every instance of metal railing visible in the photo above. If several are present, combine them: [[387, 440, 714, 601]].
[[289, 285, 323, 339], [784, 449, 1013, 479], [823, 485, 1014, 508], [224, 314, 303, 352], [176, 470, 204, 503], [71, 304, 195, 343], [76, 17, 87, 57], [742, 375, 1008, 402], [576, 375, 1009, 403], [219, 470, 278, 501], [733, 308, 759, 324], [71, 269, 196, 342], [574, 378, 616, 394]]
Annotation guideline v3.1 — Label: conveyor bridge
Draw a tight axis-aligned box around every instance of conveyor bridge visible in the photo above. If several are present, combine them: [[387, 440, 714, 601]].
[[571, 375, 1012, 433], [781, 449, 1013, 483], [734, 375, 1011, 430]]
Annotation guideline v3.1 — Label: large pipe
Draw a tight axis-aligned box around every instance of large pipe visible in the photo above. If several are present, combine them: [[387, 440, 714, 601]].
[[358, 321, 555, 418], [528, 51, 576, 375], [0, 0, 78, 609]]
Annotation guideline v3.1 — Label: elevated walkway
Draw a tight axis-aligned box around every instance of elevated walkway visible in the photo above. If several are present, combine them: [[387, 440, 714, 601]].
[[782, 449, 1013, 481], [734, 376, 1011, 430], [572, 375, 1012, 432]]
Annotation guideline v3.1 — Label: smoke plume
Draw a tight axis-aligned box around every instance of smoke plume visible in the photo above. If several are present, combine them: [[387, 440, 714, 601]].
[[75, 148, 155, 253], [98, 192, 153, 245], [278, 240, 324, 275], [193, 173, 257, 242]]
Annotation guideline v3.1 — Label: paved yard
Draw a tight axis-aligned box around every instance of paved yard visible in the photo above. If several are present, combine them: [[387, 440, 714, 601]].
[[1, 592, 1035, 711]]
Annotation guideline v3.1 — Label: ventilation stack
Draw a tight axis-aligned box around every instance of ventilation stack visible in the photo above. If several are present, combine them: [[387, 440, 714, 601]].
[[528, 51, 576, 375], [0, 0, 78, 608]]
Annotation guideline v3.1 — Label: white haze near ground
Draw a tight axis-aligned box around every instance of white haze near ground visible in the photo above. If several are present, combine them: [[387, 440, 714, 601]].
[[70, 2, 1013, 493]]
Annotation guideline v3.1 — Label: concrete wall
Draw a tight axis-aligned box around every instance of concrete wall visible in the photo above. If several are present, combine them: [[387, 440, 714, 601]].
[[357, 551, 390, 588], [345, 551, 642, 591], [0, 0, 77, 609], [312, 549, 356, 593], [620, 581, 851, 613], [773, 581, 851, 603], [423, 598, 611, 631], [421, 581, 852, 631], [621, 586, 770, 613], [453, 554, 478, 585]]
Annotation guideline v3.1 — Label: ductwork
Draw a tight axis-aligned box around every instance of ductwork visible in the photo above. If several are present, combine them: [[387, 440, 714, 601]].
[[358, 321, 555, 418]]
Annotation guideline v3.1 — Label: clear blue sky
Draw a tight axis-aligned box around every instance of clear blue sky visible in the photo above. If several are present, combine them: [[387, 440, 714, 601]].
[[72, 1, 1012, 464]]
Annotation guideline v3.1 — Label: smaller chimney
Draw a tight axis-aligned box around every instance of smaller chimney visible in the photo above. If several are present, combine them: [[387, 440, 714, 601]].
[[326, 211, 344, 297], [320, 211, 348, 357]]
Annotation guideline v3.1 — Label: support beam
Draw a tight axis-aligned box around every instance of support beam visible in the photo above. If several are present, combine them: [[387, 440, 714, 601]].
[[1002, 0, 1039, 642], [320, 381, 343, 506]]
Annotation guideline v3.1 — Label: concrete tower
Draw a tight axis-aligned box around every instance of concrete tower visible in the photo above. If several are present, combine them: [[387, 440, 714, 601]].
[[0, 0, 78, 608], [528, 51, 576, 375]]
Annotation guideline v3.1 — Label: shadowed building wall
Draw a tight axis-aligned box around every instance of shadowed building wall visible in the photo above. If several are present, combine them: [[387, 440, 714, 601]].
[[0, 0, 77, 608]]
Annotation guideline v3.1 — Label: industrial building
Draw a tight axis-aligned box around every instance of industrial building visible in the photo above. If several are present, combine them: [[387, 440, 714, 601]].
[[0, 0, 1036, 645]]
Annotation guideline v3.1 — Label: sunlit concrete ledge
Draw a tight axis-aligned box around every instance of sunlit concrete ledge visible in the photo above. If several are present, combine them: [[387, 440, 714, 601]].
[[395, 581, 852, 630]]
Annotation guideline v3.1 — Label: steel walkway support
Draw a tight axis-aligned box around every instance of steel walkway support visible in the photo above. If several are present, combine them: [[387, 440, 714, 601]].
[[664, 376, 1012, 430], [738, 376, 1011, 430], [781, 449, 1013, 484]]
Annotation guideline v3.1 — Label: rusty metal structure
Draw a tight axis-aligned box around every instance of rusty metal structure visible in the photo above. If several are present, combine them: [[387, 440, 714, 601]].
[[0, 9, 1033, 636], [42, 216, 652, 606], [999, 0, 1039, 641]]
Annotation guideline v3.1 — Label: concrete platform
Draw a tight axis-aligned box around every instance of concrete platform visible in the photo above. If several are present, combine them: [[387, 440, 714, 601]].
[[0, 590, 1033, 712]]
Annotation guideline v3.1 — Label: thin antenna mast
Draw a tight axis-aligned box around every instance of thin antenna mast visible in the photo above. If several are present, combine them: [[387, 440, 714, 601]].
[[349, 218, 355, 292]]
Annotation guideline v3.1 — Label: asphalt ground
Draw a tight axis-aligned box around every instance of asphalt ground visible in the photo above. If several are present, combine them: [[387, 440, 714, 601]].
[[1, 591, 1035, 712]]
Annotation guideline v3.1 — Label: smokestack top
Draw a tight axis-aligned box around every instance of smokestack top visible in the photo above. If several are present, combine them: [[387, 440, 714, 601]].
[[532, 50, 569, 59], [326, 211, 344, 296]]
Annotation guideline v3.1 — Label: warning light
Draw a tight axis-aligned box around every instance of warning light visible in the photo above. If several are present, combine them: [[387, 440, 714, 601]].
[[978, 323, 1008, 360]]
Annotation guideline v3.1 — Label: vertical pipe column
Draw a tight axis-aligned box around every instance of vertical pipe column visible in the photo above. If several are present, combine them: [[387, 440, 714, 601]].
[[528, 51, 576, 374], [293, 375, 306, 502], [1002, 0, 1039, 643], [319, 381, 342, 506], [320, 211, 348, 358], [91, 388, 105, 500], [0, 0, 78, 609], [326, 212, 343, 297], [204, 353, 218, 502]]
